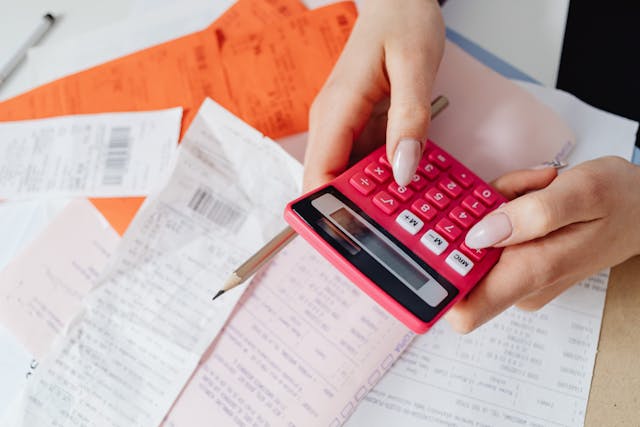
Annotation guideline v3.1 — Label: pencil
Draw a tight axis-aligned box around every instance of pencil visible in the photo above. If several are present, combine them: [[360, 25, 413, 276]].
[[213, 95, 450, 301]]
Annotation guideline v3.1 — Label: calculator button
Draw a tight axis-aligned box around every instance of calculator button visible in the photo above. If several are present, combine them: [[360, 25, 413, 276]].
[[438, 178, 463, 198], [445, 250, 474, 276], [379, 155, 391, 167], [420, 229, 449, 255], [409, 173, 428, 191], [435, 217, 462, 241], [373, 191, 399, 214], [387, 182, 414, 202], [425, 188, 450, 210], [395, 210, 424, 235], [449, 207, 475, 229], [428, 149, 452, 170], [420, 162, 440, 180], [462, 196, 487, 217], [416, 282, 449, 308], [460, 242, 486, 262], [411, 199, 437, 221], [474, 185, 499, 206], [350, 173, 376, 195], [450, 167, 475, 188], [365, 162, 392, 183]]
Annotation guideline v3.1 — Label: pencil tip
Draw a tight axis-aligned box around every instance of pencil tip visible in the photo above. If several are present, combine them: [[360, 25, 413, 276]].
[[224, 272, 243, 290], [212, 290, 225, 301]]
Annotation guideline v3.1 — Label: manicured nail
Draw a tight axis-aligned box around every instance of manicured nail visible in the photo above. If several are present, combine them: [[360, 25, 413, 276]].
[[465, 212, 512, 249], [392, 138, 421, 187]]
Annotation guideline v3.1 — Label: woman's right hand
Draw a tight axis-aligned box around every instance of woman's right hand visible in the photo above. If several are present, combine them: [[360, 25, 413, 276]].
[[303, 0, 445, 191]]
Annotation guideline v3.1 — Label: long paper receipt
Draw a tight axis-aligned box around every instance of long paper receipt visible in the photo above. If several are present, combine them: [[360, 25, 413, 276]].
[[0, 108, 182, 199], [1, 99, 302, 426]]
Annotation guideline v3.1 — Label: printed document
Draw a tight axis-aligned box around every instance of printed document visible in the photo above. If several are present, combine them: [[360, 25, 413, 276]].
[[1, 99, 302, 426], [164, 237, 413, 427], [0, 108, 182, 199], [167, 84, 637, 427], [0, 199, 119, 359]]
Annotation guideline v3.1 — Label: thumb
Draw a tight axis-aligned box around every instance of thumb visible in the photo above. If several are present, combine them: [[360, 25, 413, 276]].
[[465, 165, 600, 249], [385, 38, 443, 187]]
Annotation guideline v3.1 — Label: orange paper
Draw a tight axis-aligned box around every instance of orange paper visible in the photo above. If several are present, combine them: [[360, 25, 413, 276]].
[[219, 2, 357, 136], [0, 0, 356, 233]]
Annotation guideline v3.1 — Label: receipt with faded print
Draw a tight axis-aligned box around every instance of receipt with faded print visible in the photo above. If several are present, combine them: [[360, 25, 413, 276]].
[[0, 108, 182, 199], [1, 98, 302, 427]]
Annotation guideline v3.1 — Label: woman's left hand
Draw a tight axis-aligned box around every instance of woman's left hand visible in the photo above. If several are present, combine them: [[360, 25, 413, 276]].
[[445, 156, 640, 333]]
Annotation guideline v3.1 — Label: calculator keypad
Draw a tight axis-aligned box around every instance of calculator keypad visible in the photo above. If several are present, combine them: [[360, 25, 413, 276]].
[[342, 142, 503, 281]]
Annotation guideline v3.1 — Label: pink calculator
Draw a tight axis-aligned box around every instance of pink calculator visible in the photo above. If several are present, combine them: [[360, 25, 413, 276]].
[[284, 141, 506, 333]]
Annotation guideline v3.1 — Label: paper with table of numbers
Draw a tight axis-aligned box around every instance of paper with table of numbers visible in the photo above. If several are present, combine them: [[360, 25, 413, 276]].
[[0, 108, 182, 199], [0, 98, 302, 427]]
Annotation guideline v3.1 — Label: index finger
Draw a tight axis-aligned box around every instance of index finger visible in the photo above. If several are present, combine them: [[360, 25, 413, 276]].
[[302, 31, 388, 192]]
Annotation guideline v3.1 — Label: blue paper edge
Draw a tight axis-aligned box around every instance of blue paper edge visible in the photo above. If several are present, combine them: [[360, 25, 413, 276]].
[[446, 28, 538, 84]]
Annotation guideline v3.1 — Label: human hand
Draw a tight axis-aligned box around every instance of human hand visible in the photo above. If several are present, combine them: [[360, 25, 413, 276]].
[[445, 157, 640, 333], [303, 0, 445, 191]]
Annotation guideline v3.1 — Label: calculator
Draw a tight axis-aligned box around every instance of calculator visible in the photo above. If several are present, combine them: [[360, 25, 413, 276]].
[[284, 141, 506, 333]]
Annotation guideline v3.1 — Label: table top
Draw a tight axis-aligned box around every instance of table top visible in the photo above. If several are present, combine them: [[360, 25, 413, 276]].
[[1, 0, 637, 425]]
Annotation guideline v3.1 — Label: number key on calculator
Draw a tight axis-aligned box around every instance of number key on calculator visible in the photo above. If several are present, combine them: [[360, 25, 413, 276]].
[[285, 141, 506, 333]]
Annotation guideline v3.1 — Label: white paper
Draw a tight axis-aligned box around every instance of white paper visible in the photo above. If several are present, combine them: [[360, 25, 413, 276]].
[[0, 199, 120, 359], [0, 325, 32, 418], [0, 199, 69, 270], [346, 85, 638, 427], [347, 273, 609, 427], [163, 237, 413, 427], [0, 108, 182, 199], [1, 98, 302, 427], [517, 81, 639, 165]]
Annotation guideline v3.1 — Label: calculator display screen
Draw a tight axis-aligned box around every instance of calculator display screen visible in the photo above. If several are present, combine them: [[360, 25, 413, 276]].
[[327, 208, 433, 293], [308, 191, 450, 309]]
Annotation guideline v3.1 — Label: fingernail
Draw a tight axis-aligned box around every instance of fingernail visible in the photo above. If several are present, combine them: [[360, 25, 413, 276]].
[[465, 212, 512, 249], [392, 138, 421, 186]]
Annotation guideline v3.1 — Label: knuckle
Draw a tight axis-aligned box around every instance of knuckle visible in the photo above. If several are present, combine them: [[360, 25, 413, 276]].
[[390, 102, 430, 124], [522, 193, 556, 235], [575, 167, 608, 205], [532, 251, 562, 287]]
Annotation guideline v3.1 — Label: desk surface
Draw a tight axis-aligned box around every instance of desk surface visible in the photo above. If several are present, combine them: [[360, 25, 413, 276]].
[[0, 0, 637, 425]]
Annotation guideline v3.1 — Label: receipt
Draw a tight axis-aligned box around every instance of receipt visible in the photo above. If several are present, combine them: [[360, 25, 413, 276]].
[[1, 99, 302, 426], [347, 273, 609, 427], [0, 0, 351, 233], [0, 108, 182, 199], [220, 1, 357, 137], [164, 237, 412, 427], [0, 199, 119, 359]]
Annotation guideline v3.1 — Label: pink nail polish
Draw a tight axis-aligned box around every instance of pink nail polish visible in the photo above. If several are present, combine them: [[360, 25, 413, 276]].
[[392, 139, 421, 187], [465, 212, 512, 249]]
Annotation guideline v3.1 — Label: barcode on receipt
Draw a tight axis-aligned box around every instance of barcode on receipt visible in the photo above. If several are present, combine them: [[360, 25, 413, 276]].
[[188, 186, 246, 232], [102, 126, 132, 186]]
